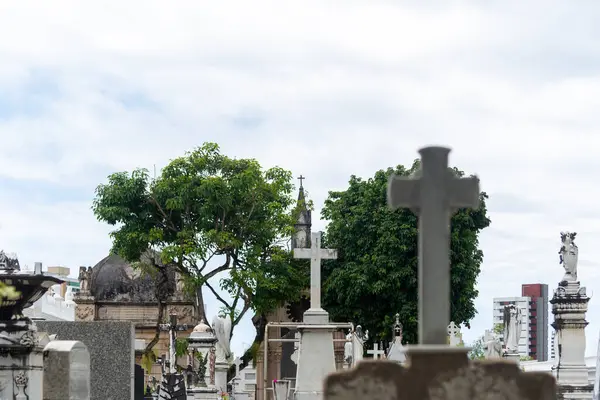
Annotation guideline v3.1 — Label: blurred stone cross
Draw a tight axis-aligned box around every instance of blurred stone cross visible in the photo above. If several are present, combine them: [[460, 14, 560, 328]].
[[447, 321, 461, 347], [367, 343, 385, 360], [387, 146, 480, 345]]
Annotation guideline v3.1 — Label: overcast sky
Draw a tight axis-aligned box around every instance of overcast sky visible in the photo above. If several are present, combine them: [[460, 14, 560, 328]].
[[1, 1, 600, 358]]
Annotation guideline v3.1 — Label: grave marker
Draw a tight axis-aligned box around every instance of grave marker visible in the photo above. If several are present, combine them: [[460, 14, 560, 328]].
[[387, 146, 479, 345], [367, 343, 385, 360], [447, 321, 461, 347], [293, 231, 337, 322]]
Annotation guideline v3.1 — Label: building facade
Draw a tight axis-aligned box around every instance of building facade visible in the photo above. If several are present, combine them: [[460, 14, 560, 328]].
[[492, 283, 549, 361]]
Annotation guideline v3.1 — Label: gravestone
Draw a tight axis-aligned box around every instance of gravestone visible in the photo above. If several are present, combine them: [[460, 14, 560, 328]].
[[43, 340, 91, 400], [322, 146, 557, 399], [36, 320, 135, 400], [292, 231, 339, 400], [447, 321, 461, 347]]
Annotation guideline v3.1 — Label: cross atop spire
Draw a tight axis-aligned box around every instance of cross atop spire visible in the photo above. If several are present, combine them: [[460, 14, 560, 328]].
[[297, 175, 305, 188]]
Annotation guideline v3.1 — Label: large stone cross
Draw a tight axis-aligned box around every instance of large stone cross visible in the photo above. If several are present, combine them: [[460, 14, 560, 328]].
[[293, 231, 337, 312], [159, 313, 195, 373], [387, 146, 480, 345], [367, 343, 386, 360]]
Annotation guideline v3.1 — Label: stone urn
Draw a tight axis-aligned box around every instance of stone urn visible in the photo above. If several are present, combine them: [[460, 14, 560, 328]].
[[273, 379, 291, 400]]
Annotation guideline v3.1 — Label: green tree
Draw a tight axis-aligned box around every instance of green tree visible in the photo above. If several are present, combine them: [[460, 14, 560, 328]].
[[468, 336, 485, 360], [92, 143, 308, 356], [321, 162, 490, 344]]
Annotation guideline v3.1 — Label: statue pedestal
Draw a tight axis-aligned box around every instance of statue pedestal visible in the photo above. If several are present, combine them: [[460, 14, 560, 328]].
[[214, 361, 228, 394], [551, 279, 593, 398], [503, 352, 520, 365]]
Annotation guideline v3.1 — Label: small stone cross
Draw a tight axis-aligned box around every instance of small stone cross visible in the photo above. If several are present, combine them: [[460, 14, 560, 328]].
[[447, 321, 461, 347], [159, 313, 194, 373], [387, 146, 480, 345], [293, 231, 337, 311], [366, 343, 385, 360], [297, 174, 306, 187]]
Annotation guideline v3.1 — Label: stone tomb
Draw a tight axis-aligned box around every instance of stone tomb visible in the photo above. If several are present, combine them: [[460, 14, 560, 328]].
[[36, 320, 135, 400]]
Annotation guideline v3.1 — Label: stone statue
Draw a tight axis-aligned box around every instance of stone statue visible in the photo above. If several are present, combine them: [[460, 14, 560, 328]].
[[78, 266, 90, 293], [503, 304, 522, 354], [212, 315, 232, 363], [344, 330, 353, 365], [483, 330, 502, 359], [344, 325, 369, 366], [559, 231, 578, 281]]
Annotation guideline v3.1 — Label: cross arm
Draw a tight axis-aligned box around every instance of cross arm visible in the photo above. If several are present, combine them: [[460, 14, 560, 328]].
[[387, 175, 420, 209], [321, 249, 338, 260], [293, 248, 311, 259], [448, 176, 480, 209]]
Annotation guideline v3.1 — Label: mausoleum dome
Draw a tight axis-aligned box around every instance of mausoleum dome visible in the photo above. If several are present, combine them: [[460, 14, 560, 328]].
[[89, 252, 177, 302]]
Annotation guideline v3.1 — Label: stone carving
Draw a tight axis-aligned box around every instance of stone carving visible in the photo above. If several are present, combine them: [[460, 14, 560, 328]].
[[209, 347, 216, 385], [0, 250, 20, 273], [387, 315, 406, 363], [324, 351, 556, 400], [559, 231, 578, 281], [78, 266, 92, 293], [19, 330, 38, 347], [75, 305, 95, 321], [211, 315, 232, 363], [447, 322, 461, 346], [502, 304, 522, 354], [14, 371, 27, 386], [483, 331, 502, 359], [167, 306, 194, 325]]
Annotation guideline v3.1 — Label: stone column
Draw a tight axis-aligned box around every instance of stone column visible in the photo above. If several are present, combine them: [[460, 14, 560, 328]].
[[551, 280, 593, 399]]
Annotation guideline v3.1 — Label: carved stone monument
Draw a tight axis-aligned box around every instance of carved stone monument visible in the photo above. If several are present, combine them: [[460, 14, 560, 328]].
[[447, 321, 461, 347], [503, 304, 522, 364], [322, 146, 557, 399], [484, 330, 502, 360], [211, 315, 232, 394], [292, 231, 340, 400], [387, 314, 406, 364], [551, 231, 593, 399]]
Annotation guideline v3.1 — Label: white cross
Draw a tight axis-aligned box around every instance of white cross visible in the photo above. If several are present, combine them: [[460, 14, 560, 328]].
[[447, 321, 461, 346], [367, 343, 385, 360], [233, 357, 242, 378], [387, 146, 480, 345], [293, 231, 338, 310]]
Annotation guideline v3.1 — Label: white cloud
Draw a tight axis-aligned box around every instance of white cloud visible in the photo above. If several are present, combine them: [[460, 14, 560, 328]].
[[1, 0, 600, 359]]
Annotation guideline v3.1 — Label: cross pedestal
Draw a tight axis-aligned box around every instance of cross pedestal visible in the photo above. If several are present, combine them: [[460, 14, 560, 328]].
[[293, 231, 338, 400], [387, 146, 480, 345]]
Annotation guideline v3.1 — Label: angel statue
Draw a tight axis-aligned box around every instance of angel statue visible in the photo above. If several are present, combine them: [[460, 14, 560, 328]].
[[503, 304, 522, 354], [483, 330, 502, 359], [212, 315, 232, 363], [559, 231, 578, 281]]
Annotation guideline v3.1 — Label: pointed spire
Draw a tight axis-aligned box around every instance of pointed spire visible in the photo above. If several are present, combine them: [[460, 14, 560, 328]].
[[297, 175, 307, 210]]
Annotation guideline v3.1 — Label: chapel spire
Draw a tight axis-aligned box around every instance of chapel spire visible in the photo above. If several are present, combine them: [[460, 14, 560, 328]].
[[292, 175, 311, 249]]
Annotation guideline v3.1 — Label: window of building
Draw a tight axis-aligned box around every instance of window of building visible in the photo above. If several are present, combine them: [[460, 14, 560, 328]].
[[244, 384, 256, 391], [245, 373, 256, 380]]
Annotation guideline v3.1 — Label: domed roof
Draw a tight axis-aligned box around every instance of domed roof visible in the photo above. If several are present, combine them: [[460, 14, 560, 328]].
[[89, 252, 177, 302], [193, 319, 212, 333]]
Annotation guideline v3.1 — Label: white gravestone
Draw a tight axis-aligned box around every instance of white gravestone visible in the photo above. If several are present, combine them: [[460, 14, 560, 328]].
[[387, 146, 480, 344], [43, 340, 91, 400], [367, 342, 385, 360], [293, 231, 339, 400]]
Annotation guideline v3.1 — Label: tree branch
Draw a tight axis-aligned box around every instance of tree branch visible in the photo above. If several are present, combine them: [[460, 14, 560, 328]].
[[205, 281, 232, 310], [203, 253, 231, 281]]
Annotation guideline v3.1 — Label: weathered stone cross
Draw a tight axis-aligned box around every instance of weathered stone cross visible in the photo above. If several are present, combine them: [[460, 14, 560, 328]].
[[387, 146, 480, 345], [367, 343, 385, 360], [159, 312, 195, 373], [297, 174, 306, 187], [233, 357, 242, 378], [293, 231, 337, 313]]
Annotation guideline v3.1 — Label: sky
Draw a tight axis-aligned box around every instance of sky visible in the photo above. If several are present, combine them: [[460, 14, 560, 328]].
[[1, 0, 600, 359]]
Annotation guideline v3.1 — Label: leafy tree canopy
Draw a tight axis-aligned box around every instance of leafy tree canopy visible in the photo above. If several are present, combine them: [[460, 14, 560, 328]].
[[321, 161, 491, 345], [92, 142, 308, 333]]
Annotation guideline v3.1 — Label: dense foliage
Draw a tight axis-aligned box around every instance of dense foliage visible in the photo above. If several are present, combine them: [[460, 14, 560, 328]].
[[92, 143, 307, 344], [321, 161, 491, 345]]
